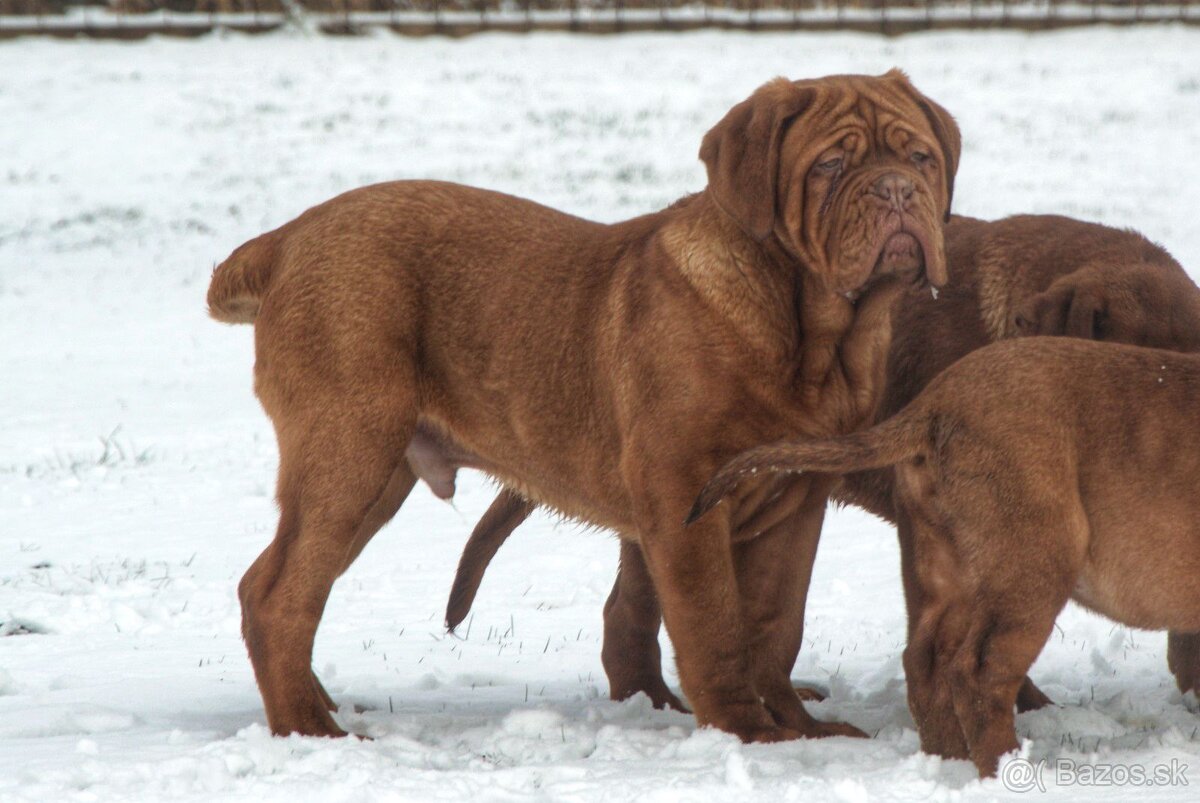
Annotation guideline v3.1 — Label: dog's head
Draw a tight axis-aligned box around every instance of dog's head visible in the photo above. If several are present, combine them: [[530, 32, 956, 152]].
[[1013, 260, 1200, 353], [700, 70, 960, 297]]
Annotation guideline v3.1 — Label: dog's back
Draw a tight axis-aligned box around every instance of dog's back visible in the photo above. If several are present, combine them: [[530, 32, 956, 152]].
[[705, 337, 1200, 629], [837, 215, 1200, 522]]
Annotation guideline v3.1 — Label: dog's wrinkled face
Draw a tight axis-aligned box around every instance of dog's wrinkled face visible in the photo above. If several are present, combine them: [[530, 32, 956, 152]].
[[700, 70, 960, 296], [1014, 262, 1200, 352]]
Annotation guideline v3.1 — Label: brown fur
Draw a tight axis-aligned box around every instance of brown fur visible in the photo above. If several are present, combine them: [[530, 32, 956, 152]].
[[839, 215, 1200, 713], [843, 214, 1200, 524], [692, 337, 1200, 776], [208, 71, 959, 741], [443, 215, 1200, 709]]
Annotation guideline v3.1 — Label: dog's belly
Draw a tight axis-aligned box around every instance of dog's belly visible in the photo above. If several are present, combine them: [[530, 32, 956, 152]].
[[1072, 511, 1200, 632], [409, 409, 634, 535], [1070, 575, 1200, 632]]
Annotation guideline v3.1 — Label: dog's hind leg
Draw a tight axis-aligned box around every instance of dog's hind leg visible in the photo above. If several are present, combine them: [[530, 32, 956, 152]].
[[900, 508, 1053, 717], [602, 539, 686, 712], [293, 457, 417, 719], [1167, 632, 1200, 695], [239, 386, 417, 737], [947, 592, 1066, 777], [946, 509, 1080, 777], [896, 469, 971, 759], [338, 461, 417, 576], [1015, 676, 1053, 713]]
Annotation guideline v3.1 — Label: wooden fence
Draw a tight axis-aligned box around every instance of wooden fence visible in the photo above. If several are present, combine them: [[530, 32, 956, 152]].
[[1, 0, 1196, 38]]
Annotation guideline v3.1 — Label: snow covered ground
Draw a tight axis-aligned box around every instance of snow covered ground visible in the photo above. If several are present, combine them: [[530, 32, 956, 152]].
[[3, 25, 1200, 801]]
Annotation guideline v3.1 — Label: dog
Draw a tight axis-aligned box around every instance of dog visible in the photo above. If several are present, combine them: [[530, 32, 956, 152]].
[[441, 214, 1200, 711], [207, 71, 959, 741], [689, 336, 1200, 776], [841, 214, 1200, 711]]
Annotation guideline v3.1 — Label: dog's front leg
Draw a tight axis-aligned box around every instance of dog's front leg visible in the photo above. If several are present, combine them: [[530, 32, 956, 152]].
[[630, 476, 790, 742], [733, 474, 866, 738], [601, 539, 687, 712]]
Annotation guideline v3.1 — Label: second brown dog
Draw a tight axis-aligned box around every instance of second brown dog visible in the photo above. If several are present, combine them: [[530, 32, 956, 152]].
[[690, 337, 1200, 777]]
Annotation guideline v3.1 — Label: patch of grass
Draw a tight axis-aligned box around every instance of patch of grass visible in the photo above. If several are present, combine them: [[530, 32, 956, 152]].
[[0, 618, 49, 637], [5, 425, 156, 481]]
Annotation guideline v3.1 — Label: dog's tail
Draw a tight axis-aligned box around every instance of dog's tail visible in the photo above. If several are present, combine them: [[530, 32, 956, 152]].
[[687, 409, 928, 525], [206, 231, 281, 324], [445, 491, 537, 633]]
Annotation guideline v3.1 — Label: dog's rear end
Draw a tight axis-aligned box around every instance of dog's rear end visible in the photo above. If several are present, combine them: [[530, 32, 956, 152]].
[[889, 340, 1200, 777], [698, 338, 1200, 777]]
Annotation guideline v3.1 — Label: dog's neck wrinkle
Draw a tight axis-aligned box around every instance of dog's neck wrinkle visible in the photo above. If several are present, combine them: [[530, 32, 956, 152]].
[[665, 195, 800, 366], [662, 195, 865, 400], [792, 274, 856, 399]]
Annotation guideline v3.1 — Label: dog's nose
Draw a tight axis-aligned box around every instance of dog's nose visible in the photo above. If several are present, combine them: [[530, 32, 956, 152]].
[[870, 174, 915, 208]]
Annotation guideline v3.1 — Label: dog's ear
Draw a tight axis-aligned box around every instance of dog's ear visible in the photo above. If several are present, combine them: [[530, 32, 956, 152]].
[[916, 95, 961, 224], [699, 79, 815, 242], [1065, 289, 1104, 339], [1014, 285, 1103, 339], [888, 71, 961, 224]]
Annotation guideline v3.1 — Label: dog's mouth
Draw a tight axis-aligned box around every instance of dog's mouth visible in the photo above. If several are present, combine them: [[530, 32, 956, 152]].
[[875, 232, 923, 274], [841, 227, 933, 304]]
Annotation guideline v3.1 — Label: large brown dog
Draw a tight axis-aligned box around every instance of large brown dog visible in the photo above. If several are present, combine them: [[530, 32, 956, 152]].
[[443, 214, 1200, 711], [207, 72, 960, 741], [690, 337, 1200, 776]]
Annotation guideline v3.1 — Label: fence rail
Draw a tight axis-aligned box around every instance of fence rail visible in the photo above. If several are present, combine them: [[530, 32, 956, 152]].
[[1, 0, 1196, 37]]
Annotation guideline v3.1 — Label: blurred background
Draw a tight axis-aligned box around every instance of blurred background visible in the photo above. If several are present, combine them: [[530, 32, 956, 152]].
[[1, 0, 1196, 37]]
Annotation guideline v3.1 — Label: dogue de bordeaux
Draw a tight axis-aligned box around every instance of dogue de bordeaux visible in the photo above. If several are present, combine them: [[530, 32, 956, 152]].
[[443, 214, 1200, 712], [207, 71, 960, 741], [689, 336, 1200, 776]]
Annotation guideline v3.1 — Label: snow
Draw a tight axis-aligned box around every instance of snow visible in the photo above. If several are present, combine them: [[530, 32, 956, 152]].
[[2, 25, 1200, 801]]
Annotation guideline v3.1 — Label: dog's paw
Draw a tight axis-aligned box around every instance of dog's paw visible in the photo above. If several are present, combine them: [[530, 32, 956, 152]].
[[735, 725, 805, 744], [810, 719, 868, 739], [792, 684, 828, 703]]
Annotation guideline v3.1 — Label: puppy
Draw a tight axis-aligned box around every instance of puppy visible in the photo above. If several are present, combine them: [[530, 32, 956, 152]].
[[691, 337, 1200, 776]]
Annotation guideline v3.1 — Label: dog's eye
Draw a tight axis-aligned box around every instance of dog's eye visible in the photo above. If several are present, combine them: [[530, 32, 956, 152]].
[[910, 151, 932, 166], [814, 157, 843, 173]]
